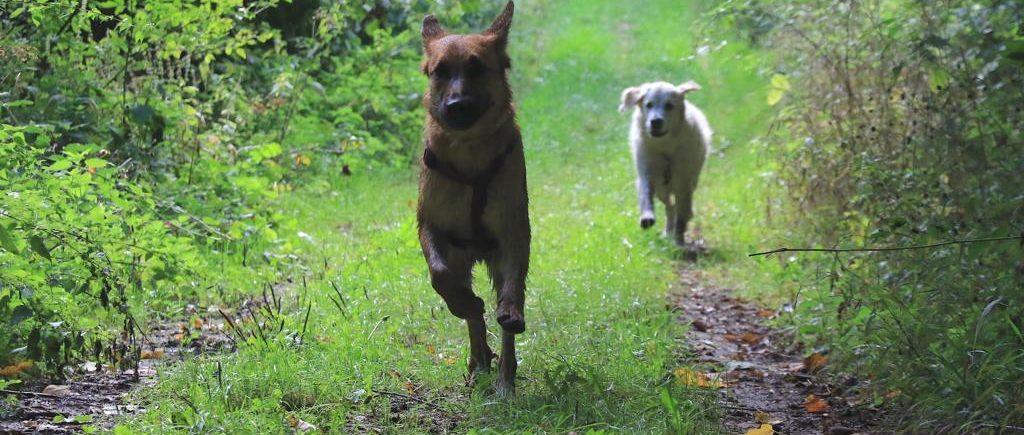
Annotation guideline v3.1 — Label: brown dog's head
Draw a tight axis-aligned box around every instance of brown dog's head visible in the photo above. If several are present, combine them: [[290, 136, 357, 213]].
[[421, 1, 514, 133]]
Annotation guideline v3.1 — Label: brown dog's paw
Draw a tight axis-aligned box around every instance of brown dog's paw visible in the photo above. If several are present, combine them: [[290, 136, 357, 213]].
[[496, 312, 525, 334]]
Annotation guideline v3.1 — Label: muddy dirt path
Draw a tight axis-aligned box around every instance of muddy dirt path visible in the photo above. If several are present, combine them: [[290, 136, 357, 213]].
[[0, 306, 235, 434], [673, 264, 884, 434]]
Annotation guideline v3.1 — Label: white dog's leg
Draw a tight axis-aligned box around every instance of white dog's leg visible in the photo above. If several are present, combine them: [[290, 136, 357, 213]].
[[635, 154, 657, 229], [658, 189, 674, 237], [673, 190, 693, 246]]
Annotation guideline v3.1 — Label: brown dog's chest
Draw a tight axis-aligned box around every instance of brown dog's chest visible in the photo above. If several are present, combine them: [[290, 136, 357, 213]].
[[418, 148, 525, 251]]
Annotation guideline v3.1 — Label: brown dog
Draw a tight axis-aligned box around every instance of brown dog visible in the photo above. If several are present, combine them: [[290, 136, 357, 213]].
[[417, 1, 529, 397]]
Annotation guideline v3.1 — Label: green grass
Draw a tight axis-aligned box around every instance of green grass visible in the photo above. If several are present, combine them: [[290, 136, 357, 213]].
[[122, 0, 777, 433]]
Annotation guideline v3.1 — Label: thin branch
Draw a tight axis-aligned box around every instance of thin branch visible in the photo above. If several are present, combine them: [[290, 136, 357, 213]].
[[749, 235, 1023, 257]]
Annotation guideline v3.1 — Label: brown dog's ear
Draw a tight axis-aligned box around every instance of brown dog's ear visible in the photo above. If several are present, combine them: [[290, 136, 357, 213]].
[[619, 86, 645, 113], [678, 80, 702, 95], [422, 15, 446, 47], [484, 1, 514, 49]]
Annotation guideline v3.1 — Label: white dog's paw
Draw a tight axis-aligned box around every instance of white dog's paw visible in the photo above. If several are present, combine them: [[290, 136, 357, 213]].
[[639, 212, 656, 229]]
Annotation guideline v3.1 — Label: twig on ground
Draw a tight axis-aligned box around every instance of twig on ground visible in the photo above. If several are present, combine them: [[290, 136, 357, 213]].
[[371, 389, 446, 411], [749, 235, 1024, 257]]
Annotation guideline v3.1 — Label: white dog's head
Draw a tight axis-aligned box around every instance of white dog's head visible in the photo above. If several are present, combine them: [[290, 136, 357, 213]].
[[619, 80, 701, 138]]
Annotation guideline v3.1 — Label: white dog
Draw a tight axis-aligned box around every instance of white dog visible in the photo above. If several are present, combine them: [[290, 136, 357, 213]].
[[619, 80, 711, 247]]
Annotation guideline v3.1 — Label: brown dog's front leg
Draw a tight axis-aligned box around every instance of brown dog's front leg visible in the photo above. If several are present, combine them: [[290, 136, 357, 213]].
[[420, 227, 493, 375], [496, 330, 517, 398], [466, 316, 493, 375], [493, 266, 526, 334]]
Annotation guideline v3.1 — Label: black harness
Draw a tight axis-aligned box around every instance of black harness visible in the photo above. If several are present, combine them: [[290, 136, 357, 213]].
[[423, 140, 514, 252]]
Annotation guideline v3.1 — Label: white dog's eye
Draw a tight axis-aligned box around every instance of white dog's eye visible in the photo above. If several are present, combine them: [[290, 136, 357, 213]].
[[645, 102, 653, 109], [665, 103, 674, 111]]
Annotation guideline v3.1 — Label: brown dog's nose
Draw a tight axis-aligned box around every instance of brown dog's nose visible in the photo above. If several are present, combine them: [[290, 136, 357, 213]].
[[445, 98, 471, 113]]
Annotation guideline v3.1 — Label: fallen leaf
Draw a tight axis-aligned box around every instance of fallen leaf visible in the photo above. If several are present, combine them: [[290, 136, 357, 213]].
[[0, 361, 33, 377], [287, 415, 317, 432], [442, 355, 457, 366], [804, 394, 830, 413], [745, 423, 774, 435], [803, 353, 828, 373], [756, 309, 775, 318], [723, 333, 741, 342], [673, 367, 725, 389], [753, 410, 772, 424], [141, 350, 164, 360], [42, 385, 71, 397], [403, 380, 416, 395], [192, 318, 204, 329], [425, 344, 436, 355], [741, 332, 764, 344], [172, 333, 185, 342]]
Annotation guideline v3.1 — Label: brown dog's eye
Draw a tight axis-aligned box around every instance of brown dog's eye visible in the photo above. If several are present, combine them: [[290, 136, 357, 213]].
[[665, 103, 674, 111], [433, 63, 451, 80], [465, 56, 485, 78]]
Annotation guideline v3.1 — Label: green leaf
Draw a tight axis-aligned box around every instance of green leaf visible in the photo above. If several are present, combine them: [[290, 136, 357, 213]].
[[0, 224, 18, 253], [767, 89, 785, 106], [85, 158, 109, 169], [29, 236, 51, 260], [46, 159, 73, 172]]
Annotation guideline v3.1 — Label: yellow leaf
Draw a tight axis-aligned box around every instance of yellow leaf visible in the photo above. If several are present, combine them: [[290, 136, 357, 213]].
[[745, 423, 774, 435], [673, 367, 725, 389], [0, 361, 33, 377], [770, 74, 790, 91]]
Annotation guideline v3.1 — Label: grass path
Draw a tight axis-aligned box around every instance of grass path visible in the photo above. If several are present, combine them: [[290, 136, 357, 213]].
[[124, 0, 777, 433]]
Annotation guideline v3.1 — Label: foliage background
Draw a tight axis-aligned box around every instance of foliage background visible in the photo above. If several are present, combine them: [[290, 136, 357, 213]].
[[0, 0, 494, 377], [709, 0, 1024, 431]]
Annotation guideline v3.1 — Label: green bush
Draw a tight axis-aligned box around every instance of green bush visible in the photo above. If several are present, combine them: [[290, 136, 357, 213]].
[[713, 0, 1024, 431], [0, 124, 205, 376], [0, 0, 497, 378]]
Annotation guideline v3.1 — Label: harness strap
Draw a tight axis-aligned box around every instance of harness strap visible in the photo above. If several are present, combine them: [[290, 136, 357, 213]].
[[423, 140, 515, 251]]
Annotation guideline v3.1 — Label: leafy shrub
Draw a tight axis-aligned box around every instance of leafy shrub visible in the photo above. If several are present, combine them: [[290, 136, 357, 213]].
[[0, 0, 499, 378], [0, 124, 205, 376], [713, 0, 1024, 430]]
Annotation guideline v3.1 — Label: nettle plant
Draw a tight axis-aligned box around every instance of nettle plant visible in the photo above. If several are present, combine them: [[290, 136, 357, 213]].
[[0, 125, 203, 377]]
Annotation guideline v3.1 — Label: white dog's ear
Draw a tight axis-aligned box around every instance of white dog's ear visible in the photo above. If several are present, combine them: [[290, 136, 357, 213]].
[[619, 86, 645, 113], [677, 80, 702, 95]]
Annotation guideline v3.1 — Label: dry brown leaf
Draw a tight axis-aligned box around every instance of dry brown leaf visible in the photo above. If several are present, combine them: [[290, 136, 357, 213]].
[[723, 333, 741, 342], [804, 394, 830, 413], [745, 423, 774, 435], [402, 381, 416, 395], [803, 353, 828, 373], [756, 309, 775, 318], [192, 318, 204, 329], [740, 332, 763, 344], [442, 355, 457, 366], [425, 344, 436, 355], [0, 360, 33, 377], [42, 385, 71, 397], [141, 350, 165, 360]]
